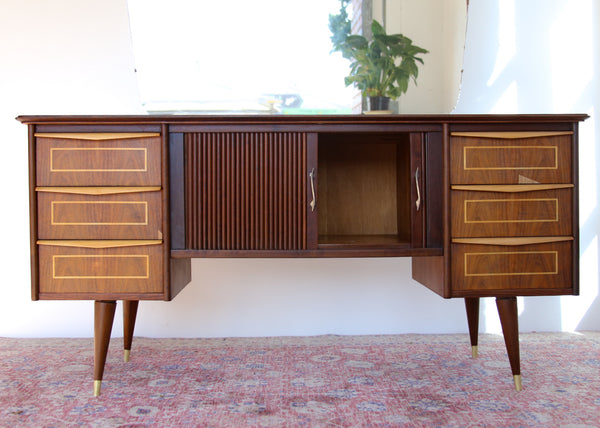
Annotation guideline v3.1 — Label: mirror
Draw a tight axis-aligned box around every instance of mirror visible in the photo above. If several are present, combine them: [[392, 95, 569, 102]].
[[372, 0, 468, 113], [127, 0, 467, 114]]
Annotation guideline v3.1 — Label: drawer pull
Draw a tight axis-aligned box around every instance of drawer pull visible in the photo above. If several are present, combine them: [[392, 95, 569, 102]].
[[309, 168, 316, 212], [452, 184, 573, 193], [37, 240, 162, 249], [36, 186, 161, 195], [35, 132, 160, 141], [415, 167, 421, 211], [450, 131, 573, 139], [452, 237, 573, 246]]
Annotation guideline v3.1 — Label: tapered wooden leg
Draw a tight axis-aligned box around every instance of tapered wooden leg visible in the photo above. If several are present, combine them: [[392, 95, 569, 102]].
[[123, 300, 139, 362], [94, 300, 116, 397], [465, 298, 480, 358], [496, 297, 522, 391]]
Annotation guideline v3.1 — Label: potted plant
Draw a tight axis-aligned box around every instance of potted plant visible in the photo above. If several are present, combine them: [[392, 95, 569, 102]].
[[329, 6, 428, 112]]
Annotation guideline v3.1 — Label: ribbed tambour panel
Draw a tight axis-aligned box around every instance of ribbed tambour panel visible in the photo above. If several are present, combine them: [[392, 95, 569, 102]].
[[185, 132, 307, 250]]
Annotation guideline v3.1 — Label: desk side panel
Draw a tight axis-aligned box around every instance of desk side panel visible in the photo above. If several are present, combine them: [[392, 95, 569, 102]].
[[412, 256, 447, 298], [28, 125, 40, 300], [571, 122, 580, 296], [169, 258, 191, 300]]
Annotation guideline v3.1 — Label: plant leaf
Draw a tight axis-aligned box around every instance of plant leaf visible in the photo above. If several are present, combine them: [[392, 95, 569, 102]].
[[371, 20, 385, 36]]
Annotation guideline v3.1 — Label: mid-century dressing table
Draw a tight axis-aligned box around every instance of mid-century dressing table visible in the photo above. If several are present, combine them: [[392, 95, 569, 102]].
[[18, 114, 587, 396]]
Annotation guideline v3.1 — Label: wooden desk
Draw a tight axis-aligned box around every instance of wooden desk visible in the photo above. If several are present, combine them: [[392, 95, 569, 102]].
[[19, 114, 587, 396]]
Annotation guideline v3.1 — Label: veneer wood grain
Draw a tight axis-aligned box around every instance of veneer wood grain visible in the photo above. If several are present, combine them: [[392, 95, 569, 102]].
[[18, 114, 587, 394], [36, 135, 162, 186], [451, 187, 572, 238], [38, 242, 164, 296], [451, 241, 572, 294], [450, 133, 572, 184], [37, 189, 163, 240]]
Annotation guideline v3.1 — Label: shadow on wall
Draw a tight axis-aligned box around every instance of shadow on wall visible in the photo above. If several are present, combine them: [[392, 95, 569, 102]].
[[454, 0, 599, 332]]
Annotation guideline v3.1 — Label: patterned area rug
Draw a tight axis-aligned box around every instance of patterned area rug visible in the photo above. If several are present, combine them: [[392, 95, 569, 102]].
[[1, 333, 600, 427]]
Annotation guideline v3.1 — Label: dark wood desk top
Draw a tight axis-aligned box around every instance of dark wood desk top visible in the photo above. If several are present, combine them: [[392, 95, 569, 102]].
[[17, 113, 590, 125]]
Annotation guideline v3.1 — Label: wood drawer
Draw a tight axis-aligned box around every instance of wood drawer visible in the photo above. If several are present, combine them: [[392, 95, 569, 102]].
[[36, 133, 161, 186], [37, 241, 164, 297], [37, 187, 163, 240], [451, 238, 573, 295], [450, 132, 572, 184], [451, 185, 573, 238]]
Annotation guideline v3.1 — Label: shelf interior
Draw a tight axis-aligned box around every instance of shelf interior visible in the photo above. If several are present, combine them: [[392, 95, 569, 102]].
[[317, 133, 411, 247]]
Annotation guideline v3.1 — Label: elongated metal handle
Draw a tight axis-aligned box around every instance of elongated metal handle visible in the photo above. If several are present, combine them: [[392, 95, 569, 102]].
[[415, 167, 421, 211], [309, 168, 316, 212]]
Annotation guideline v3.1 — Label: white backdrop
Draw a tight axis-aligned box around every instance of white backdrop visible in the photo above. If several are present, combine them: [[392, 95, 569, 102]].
[[0, 0, 598, 338]]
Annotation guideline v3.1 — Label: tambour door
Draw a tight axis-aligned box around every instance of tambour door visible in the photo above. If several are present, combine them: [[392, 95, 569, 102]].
[[183, 132, 313, 251]]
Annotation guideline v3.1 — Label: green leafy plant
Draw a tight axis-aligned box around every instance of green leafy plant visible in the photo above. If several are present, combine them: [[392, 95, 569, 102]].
[[328, 0, 352, 57], [329, 5, 428, 100]]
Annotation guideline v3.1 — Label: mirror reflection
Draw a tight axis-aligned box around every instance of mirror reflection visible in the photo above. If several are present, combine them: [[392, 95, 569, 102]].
[[127, 0, 467, 114]]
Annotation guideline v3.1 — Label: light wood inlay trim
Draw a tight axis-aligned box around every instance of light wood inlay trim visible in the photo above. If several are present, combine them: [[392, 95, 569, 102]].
[[451, 131, 573, 139], [52, 255, 149, 279], [451, 184, 573, 193], [51, 201, 148, 226], [464, 198, 559, 224], [50, 147, 148, 172], [465, 251, 558, 277], [38, 240, 162, 249], [452, 237, 573, 246], [36, 187, 161, 195], [35, 133, 160, 140], [463, 146, 558, 171]]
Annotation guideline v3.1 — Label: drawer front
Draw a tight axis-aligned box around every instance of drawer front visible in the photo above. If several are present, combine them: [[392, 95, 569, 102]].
[[451, 187, 572, 238], [451, 240, 573, 294], [37, 188, 163, 240], [36, 133, 161, 186], [450, 132, 572, 184], [38, 242, 164, 297]]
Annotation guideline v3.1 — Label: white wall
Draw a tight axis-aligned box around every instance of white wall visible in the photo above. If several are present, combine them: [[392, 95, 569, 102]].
[[1, 0, 598, 338]]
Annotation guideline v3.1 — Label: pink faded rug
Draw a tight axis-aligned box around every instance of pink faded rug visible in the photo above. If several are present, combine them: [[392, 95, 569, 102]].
[[1, 333, 600, 427]]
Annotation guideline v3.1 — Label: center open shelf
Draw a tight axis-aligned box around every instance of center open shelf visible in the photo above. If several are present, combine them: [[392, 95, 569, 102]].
[[317, 132, 413, 248]]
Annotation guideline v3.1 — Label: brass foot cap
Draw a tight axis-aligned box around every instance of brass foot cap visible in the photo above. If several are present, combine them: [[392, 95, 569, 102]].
[[93, 380, 102, 397], [471, 345, 478, 359], [124, 349, 131, 363], [514, 374, 522, 391]]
